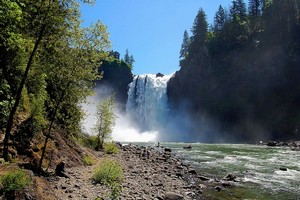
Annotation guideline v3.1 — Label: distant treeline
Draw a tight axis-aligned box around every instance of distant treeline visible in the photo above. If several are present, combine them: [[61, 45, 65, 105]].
[[168, 0, 300, 141]]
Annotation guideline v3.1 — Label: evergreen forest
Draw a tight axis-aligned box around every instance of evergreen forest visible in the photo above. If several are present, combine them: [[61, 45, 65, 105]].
[[168, 0, 300, 141]]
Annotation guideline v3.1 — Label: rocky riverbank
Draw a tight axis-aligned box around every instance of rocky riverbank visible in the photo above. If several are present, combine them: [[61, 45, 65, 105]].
[[49, 144, 206, 199], [0, 141, 243, 200]]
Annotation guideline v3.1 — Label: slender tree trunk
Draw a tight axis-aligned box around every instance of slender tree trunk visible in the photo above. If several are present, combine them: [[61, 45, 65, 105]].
[[3, 25, 46, 161], [38, 80, 71, 171]]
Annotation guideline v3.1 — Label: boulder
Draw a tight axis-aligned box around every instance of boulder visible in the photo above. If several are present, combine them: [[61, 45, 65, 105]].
[[267, 141, 277, 147], [183, 145, 192, 149], [188, 169, 197, 175], [224, 173, 236, 181], [279, 167, 288, 171], [164, 192, 184, 200]]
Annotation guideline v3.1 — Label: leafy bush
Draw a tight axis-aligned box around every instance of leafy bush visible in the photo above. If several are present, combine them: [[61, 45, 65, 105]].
[[92, 159, 123, 199], [76, 134, 98, 149], [0, 169, 31, 198], [104, 143, 119, 154], [82, 155, 95, 166]]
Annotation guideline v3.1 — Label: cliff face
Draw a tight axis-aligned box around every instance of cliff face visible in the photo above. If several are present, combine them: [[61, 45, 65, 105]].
[[97, 60, 133, 110], [167, 46, 211, 113]]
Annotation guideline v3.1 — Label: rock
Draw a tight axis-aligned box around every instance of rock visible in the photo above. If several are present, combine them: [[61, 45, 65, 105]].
[[61, 185, 67, 189], [164, 147, 172, 153], [279, 167, 288, 171], [224, 173, 236, 181], [221, 181, 233, 187], [291, 147, 300, 151], [198, 175, 210, 181], [215, 186, 222, 192], [183, 145, 192, 149], [188, 169, 197, 174], [164, 192, 184, 200], [267, 141, 277, 147], [199, 184, 207, 189]]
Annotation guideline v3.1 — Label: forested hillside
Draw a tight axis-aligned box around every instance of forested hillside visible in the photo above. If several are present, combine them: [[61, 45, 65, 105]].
[[0, 0, 110, 161], [168, 0, 300, 142]]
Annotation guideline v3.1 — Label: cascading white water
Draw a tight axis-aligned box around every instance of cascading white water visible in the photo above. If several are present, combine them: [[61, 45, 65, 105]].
[[126, 74, 172, 131]]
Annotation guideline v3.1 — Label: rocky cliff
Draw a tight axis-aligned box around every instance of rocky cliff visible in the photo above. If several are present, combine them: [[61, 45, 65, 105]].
[[167, 45, 211, 113], [97, 59, 133, 110]]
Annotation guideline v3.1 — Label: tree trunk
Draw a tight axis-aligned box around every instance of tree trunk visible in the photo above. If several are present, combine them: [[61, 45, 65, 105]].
[[3, 25, 46, 161]]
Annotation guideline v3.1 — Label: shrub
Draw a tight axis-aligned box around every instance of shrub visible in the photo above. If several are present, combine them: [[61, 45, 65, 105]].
[[92, 159, 123, 199], [104, 143, 119, 154], [76, 134, 98, 149], [0, 169, 31, 198], [82, 155, 95, 166]]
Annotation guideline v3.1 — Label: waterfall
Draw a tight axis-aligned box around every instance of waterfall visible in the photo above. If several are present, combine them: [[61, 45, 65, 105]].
[[126, 74, 172, 131]]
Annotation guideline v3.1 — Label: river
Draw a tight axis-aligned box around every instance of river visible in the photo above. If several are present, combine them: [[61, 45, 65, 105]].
[[134, 142, 300, 200]]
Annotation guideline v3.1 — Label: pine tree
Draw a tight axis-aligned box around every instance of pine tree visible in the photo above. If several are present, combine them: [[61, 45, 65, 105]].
[[189, 8, 208, 54], [129, 55, 135, 66], [179, 30, 190, 61], [124, 49, 130, 64], [230, 0, 247, 22], [248, 0, 263, 17], [214, 5, 226, 31]]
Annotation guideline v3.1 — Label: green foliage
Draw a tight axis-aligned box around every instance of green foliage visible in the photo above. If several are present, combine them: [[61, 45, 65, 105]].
[[1, 0, 110, 162], [179, 30, 190, 62], [0, 169, 31, 198], [82, 155, 95, 166], [93, 96, 116, 150], [0, 75, 13, 130], [92, 159, 123, 199], [77, 134, 98, 149], [104, 143, 119, 154], [20, 86, 30, 113]]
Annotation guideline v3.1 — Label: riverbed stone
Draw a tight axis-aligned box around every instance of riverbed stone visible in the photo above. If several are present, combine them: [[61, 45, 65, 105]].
[[164, 192, 184, 200]]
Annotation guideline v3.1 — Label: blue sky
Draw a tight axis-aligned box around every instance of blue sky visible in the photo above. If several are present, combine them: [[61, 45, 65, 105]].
[[80, 0, 232, 75]]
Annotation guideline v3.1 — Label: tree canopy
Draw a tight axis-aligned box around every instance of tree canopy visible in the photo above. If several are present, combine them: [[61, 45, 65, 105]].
[[0, 0, 111, 162]]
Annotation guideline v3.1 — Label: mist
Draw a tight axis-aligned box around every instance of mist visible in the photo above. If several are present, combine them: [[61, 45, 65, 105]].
[[81, 84, 158, 142]]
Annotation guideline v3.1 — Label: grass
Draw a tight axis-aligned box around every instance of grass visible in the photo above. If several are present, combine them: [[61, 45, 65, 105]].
[[82, 155, 95, 166], [0, 169, 31, 198], [92, 158, 123, 199], [104, 143, 119, 154]]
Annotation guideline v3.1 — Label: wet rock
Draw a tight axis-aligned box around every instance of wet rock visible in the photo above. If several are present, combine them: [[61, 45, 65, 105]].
[[188, 169, 197, 175], [291, 147, 300, 151], [279, 167, 288, 171], [164, 147, 172, 153], [164, 192, 184, 200], [198, 175, 210, 181], [267, 141, 277, 147], [215, 186, 222, 192], [221, 181, 233, 187], [183, 145, 192, 149], [224, 173, 236, 181]]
